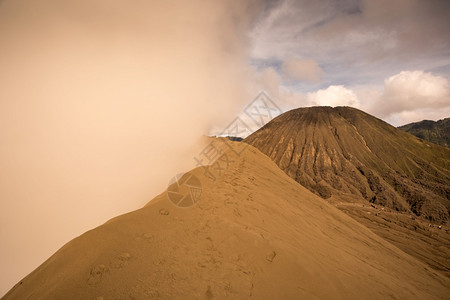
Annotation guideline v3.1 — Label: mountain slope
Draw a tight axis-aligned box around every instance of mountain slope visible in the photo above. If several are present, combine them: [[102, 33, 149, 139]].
[[3, 141, 449, 299], [399, 118, 450, 148], [245, 106, 450, 223], [244, 106, 450, 277]]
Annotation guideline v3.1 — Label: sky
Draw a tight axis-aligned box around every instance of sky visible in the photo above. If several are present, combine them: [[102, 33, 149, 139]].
[[249, 0, 450, 125], [0, 0, 449, 296]]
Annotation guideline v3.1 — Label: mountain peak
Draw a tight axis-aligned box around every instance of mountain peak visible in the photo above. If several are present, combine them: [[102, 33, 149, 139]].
[[245, 106, 450, 223]]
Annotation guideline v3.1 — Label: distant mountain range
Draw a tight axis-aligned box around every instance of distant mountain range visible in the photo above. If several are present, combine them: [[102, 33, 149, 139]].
[[398, 118, 450, 148]]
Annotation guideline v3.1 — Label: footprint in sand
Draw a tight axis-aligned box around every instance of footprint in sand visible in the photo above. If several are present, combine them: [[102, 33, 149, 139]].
[[159, 208, 170, 215], [141, 233, 154, 241], [110, 252, 132, 269], [167, 172, 202, 207], [205, 285, 214, 299], [266, 251, 277, 262], [88, 253, 132, 284], [87, 265, 108, 285]]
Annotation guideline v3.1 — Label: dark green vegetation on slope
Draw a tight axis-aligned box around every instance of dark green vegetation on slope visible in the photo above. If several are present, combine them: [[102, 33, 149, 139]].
[[399, 118, 450, 148]]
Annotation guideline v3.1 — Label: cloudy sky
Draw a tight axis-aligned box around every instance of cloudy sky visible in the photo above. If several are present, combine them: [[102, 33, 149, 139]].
[[249, 0, 450, 125], [0, 0, 449, 296]]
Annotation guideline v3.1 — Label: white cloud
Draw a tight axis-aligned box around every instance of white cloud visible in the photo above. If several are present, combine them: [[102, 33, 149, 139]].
[[249, 0, 450, 91], [252, 67, 449, 127], [385, 108, 450, 126], [359, 70, 450, 125], [307, 85, 359, 107], [379, 70, 450, 116], [281, 58, 324, 83]]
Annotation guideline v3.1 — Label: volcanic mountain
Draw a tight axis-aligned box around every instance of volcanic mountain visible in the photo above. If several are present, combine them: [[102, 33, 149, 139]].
[[245, 106, 450, 222], [245, 106, 450, 275], [399, 117, 450, 148], [3, 140, 449, 299]]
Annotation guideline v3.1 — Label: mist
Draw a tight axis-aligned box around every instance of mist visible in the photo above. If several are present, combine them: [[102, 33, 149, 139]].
[[0, 0, 259, 295]]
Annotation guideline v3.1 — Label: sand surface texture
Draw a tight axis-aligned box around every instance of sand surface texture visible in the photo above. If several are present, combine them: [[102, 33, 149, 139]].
[[3, 141, 449, 299]]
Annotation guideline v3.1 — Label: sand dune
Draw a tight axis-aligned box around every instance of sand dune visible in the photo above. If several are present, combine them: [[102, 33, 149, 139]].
[[3, 140, 449, 299]]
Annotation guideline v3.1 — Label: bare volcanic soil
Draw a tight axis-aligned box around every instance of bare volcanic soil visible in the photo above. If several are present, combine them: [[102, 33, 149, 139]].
[[3, 141, 449, 299], [244, 106, 450, 277], [245, 106, 450, 223]]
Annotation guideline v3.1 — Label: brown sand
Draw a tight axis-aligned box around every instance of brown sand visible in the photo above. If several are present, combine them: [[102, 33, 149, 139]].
[[245, 106, 450, 223], [3, 141, 449, 299], [244, 107, 450, 277]]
